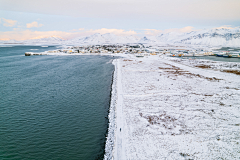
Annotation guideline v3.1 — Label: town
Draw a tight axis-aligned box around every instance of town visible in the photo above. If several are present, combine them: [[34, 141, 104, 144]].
[[25, 44, 240, 58]]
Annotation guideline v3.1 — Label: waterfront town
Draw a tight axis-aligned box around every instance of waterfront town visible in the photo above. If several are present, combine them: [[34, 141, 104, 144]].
[[25, 44, 240, 58]]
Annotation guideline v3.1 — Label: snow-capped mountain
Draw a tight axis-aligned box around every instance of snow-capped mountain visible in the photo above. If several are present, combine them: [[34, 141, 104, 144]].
[[0, 39, 23, 44], [1, 28, 239, 46], [0, 36, 65, 45], [23, 36, 65, 44], [139, 36, 158, 43], [67, 33, 140, 44], [156, 32, 187, 43], [175, 28, 240, 46], [155, 28, 240, 46]]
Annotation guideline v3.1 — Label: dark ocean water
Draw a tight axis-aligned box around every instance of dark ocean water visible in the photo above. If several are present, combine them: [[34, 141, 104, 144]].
[[0, 46, 115, 160]]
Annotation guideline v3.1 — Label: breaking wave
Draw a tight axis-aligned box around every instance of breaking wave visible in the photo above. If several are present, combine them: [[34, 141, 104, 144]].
[[104, 60, 117, 160]]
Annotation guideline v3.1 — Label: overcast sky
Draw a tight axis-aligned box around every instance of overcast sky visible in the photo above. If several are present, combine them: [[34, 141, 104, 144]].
[[0, 0, 240, 40]]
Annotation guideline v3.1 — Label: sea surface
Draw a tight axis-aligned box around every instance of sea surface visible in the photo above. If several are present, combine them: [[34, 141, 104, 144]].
[[178, 56, 240, 63], [0, 46, 115, 160], [177, 47, 240, 63]]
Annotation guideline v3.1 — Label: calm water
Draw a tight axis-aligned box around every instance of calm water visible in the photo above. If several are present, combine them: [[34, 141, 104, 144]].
[[0, 46, 115, 160], [177, 47, 240, 63], [178, 56, 240, 63], [217, 47, 240, 51]]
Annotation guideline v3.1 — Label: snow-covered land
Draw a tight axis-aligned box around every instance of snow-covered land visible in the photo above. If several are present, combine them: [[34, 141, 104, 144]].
[[168, 28, 240, 47], [23, 36, 65, 44], [168, 58, 240, 74], [1, 28, 240, 47], [105, 55, 240, 159], [140, 28, 240, 47]]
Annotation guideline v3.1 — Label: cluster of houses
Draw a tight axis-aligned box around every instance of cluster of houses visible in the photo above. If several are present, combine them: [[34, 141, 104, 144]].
[[25, 44, 240, 58], [48, 44, 213, 56]]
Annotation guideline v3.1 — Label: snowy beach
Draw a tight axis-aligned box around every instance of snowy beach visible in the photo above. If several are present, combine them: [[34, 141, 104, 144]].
[[105, 55, 240, 159]]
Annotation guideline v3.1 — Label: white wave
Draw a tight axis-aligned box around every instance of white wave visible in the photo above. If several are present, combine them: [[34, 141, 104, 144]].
[[104, 60, 117, 160], [106, 59, 113, 64]]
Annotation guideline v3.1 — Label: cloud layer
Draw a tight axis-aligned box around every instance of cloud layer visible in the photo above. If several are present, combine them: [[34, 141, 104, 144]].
[[0, 28, 138, 40], [1, 25, 238, 41], [1, 18, 17, 27], [26, 21, 43, 28], [1, 0, 240, 21]]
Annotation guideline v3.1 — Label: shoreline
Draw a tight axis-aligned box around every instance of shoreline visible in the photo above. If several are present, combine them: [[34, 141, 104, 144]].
[[102, 67, 115, 160], [104, 59, 118, 160]]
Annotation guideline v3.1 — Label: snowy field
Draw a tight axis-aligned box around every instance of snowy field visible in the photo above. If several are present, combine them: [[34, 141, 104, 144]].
[[105, 55, 240, 160], [169, 57, 240, 74]]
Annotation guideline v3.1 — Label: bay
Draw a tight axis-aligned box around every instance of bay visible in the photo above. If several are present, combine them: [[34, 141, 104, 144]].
[[0, 46, 115, 160]]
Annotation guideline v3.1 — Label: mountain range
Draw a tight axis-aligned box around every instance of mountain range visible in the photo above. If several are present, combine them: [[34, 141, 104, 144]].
[[1, 28, 240, 47]]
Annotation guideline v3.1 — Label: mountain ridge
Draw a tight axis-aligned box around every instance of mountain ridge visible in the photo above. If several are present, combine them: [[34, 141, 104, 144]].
[[1, 28, 240, 46]]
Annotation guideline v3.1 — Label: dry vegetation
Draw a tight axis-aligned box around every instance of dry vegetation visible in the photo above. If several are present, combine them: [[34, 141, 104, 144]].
[[221, 70, 240, 75], [225, 87, 239, 90], [158, 64, 222, 82], [139, 112, 191, 135], [196, 64, 212, 69]]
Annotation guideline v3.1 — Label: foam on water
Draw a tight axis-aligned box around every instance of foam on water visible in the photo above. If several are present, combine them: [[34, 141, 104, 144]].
[[104, 60, 117, 160]]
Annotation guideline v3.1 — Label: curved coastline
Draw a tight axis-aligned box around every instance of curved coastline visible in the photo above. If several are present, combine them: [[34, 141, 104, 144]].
[[104, 59, 118, 160]]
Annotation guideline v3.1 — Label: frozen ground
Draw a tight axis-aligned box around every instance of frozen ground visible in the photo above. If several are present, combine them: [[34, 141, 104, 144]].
[[107, 55, 240, 160], [168, 57, 240, 75]]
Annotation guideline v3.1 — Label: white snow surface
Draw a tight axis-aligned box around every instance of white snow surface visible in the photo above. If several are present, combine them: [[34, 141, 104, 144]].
[[168, 58, 240, 71], [106, 55, 240, 160], [68, 33, 141, 44]]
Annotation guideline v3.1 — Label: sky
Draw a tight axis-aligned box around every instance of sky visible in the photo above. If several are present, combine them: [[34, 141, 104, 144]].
[[0, 0, 240, 40]]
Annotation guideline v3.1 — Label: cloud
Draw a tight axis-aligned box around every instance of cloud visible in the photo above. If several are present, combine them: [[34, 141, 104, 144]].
[[0, 30, 77, 40], [0, 0, 240, 21], [70, 28, 84, 32], [144, 29, 162, 36], [30, 35, 65, 40], [1, 18, 17, 27], [0, 28, 137, 40], [0, 38, 10, 41], [143, 26, 195, 36], [214, 25, 237, 30], [84, 28, 137, 36], [164, 26, 196, 33], [1, 26, 237, 41], [26, 21, 44, 28]]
